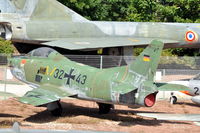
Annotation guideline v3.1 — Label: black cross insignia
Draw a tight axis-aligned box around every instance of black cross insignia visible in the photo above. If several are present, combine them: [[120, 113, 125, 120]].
[[64, 69, 75, 85]]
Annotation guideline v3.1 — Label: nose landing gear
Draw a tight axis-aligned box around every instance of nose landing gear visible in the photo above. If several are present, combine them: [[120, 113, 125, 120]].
[[47, 101, 63, 116], [97, 103, 114, 114]]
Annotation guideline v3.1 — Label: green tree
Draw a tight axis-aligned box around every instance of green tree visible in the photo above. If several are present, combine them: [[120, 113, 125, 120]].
[[58, 0, 131, 21], [58, 0, 200, 22], [0, 38, 14, 54]]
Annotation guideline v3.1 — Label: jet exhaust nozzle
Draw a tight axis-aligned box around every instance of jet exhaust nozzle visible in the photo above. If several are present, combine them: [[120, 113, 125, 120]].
[[144, 93, 157, 107], [135, 81, 158, 107]]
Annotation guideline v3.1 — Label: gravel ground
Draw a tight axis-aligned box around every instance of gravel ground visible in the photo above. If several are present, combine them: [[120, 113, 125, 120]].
[[0, 98, 199, 133]]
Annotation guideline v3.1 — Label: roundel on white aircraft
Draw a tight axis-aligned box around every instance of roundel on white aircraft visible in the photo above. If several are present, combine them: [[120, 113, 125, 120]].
[[185, 31, 197, 42]]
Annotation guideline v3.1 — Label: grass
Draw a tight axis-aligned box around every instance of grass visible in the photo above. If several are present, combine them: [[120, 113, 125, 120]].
[[57, 116, 102, 124], [0, 119, 21, 128]]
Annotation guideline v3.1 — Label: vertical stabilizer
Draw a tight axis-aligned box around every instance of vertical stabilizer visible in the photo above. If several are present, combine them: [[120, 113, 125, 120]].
[[10, 0, 88, 21], [129, 40, 164, 81], [0, 0, 16, 13]]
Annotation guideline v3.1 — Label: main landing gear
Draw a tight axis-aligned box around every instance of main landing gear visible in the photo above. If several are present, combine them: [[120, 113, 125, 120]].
[[47, 101, 63, 116], [169, 92, 177, 104], [97, 103, 114, 114]]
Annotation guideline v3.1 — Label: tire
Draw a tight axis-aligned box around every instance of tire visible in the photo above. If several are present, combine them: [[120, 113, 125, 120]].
[[170, 96, 177, 104], [50, 102, 62, 117], [97, 103, 113, 114]]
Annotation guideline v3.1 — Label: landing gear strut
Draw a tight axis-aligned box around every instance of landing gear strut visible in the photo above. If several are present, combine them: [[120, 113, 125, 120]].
[[97, 103, 114, 114], [169, 93, 177, 104], [47, 101, 63, 116]]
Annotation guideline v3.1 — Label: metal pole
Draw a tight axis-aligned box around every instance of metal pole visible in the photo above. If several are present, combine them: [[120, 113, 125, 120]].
[[100, 56, 103, 69], [4, 59, 7, 100]]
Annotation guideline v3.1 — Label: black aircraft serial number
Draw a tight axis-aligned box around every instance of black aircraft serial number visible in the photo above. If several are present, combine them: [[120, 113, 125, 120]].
[[53, 69, 87, 85]]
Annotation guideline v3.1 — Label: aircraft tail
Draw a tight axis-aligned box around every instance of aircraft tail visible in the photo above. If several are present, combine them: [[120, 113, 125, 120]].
[[9, 0, 88, 21], [129, 40, 164, 81]]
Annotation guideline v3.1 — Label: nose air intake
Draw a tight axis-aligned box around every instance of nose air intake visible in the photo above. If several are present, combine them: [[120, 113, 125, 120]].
[[0, 23, 12, 40]]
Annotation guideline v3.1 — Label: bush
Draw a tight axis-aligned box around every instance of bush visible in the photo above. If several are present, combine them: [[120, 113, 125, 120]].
[[0, 38, 14, 54]]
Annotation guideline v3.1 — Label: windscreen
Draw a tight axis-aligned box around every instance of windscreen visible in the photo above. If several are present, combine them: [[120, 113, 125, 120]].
[[28, 47, 55, 57]]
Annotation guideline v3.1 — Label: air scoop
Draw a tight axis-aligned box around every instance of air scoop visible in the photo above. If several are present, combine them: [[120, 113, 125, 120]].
[[0, 23, 12, 40]]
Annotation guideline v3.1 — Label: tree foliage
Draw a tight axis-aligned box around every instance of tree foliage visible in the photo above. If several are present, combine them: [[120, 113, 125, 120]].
[[58, 0, 200, 22], [0, 38, 14, 54]]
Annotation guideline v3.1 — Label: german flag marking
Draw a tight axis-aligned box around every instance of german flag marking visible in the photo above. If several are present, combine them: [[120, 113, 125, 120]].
[[143, 55, 150, 62]]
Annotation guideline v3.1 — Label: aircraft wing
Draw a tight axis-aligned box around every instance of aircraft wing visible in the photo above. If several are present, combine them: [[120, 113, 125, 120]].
[[17, 85, 73, 106], [43, 37, 179, 50]]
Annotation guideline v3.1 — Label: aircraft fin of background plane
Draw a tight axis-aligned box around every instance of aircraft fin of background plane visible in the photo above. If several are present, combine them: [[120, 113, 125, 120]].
[[129, 40, 164, 81], [9, 0, 88, 21]]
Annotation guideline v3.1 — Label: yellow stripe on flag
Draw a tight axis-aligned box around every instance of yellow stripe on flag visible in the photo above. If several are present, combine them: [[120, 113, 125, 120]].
[[143, 56, 150, 62]]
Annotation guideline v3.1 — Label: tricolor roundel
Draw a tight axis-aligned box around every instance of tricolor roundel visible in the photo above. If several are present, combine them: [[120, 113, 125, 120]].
[[185, 31, 196, 42]]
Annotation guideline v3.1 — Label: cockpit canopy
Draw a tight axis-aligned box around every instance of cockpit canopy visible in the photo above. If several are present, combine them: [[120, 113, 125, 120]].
[[28, 47, 56, 57]]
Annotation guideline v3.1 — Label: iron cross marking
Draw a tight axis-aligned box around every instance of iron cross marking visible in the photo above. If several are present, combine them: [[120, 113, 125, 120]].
[[64, 69, 76, 85]]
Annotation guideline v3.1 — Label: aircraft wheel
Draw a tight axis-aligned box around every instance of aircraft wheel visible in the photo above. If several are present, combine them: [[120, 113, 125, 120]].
[[49, 101, 63, 117], [170, 96, 177, 104], [97, 103, 113, 114]]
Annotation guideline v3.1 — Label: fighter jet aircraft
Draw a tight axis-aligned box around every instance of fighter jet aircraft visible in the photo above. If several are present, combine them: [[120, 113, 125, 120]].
[[168, 74, 200, 104], [0, 0, 200, 56], [8, 40, 190, 116]]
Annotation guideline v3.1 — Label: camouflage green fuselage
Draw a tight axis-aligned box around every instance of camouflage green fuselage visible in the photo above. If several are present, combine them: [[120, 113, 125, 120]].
[[11, 51, 154, 107], [22, 55, 132, 104]]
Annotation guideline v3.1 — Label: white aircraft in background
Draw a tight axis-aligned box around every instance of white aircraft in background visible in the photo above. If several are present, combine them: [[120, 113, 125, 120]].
[[168, 74, 200, 104]]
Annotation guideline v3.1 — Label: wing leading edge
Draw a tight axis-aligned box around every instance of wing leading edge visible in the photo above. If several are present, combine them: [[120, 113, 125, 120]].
[[43, 37, 179, 50], [17, 85, 73, 106]]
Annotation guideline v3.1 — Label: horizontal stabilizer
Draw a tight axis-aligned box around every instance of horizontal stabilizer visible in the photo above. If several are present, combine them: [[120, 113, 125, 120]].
[[156, 83, 190, 91]]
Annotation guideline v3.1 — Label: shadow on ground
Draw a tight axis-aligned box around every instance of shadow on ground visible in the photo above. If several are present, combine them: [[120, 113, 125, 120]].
[[25, 102, 190, 127], [0, 113, 21, 118]]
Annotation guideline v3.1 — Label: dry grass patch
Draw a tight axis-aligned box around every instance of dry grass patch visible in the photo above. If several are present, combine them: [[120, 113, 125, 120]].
[[56, 116, 102, 124], [0, 119, 21, 128]]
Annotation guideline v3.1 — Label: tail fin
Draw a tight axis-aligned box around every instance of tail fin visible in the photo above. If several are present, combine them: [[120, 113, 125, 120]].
[[129, 40, 164, 81], [0, 0, 16, 13], [9, 0, 88, 21]]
